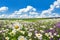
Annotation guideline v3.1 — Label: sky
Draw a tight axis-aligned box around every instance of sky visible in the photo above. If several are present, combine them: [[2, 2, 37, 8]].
[[0, 0, 60, 18]]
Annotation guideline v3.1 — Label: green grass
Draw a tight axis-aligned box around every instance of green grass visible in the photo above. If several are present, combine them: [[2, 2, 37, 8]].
[[0, 17, 60, 22], [0, 18, 48, 22]]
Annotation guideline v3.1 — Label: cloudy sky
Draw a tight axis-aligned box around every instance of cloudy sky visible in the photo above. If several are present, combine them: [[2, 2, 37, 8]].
[[0, 0, 60, 18]]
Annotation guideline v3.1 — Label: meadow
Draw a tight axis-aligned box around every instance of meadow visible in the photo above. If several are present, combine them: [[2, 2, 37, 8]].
[[0, 18, 60, 40]]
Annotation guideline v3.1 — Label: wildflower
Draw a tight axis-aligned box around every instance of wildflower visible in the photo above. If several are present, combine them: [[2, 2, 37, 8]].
[[6, 29, 9, 31], [5, 29, 9, 33], [29, 39, 32, 40], [9, 30, 16, 36], [12, 22, 22, 31], [59, 38, 60, 40], [40, 25, 46, 28], [50, 35, 54, 38], [2, 28, 4, 30], [40, 30, 44, 33], [5, 37, 9, 40], [28, 32, 32, 37], [50, 28, 53, 30], [34, 30, 38, 33], [25, 27, 28, 31], [55, 22, 60, 28], [56, 35, 60, 37], [45, 33, 49, 37], [54, 33, 57, 36], [50, 38, 53, 40], [35, 33, 42, 40], [49, 37, 51, 39], [0, 30, 2, 33], [49, 32, 52, 35], [20, 31, 25, 34], [29, 28, 34, 32], [18, 36, 27, 40], [45, 29, 57, 35]]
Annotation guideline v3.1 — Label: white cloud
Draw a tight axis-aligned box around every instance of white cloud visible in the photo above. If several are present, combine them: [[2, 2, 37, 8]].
[[0, 14, 7, 18], [23, 6, 36, 12], [0, 6, 8, 12], [13, 6, 36, 15], [0, 0, 60, 18], [40, 0, 60, 18], [29, 12, 38, 15], [7, 6, 38, 18]]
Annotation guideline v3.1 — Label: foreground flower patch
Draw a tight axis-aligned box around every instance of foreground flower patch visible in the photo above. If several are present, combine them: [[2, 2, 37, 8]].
[[0, 19, 60, 40]]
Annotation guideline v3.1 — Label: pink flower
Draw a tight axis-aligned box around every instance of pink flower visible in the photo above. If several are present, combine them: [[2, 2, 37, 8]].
[[55, 22, 60, 28]]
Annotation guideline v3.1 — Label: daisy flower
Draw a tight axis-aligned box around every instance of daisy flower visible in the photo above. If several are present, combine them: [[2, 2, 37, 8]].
[[18, 36, 27, 40], [5, 37, 9, 40], [12, 22, 22, 31], [35, 33, 42, 40]]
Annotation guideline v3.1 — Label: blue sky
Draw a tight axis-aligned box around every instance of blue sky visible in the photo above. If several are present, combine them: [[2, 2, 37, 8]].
[[0, 0, 60, 18], [0, 0, 55, 12]]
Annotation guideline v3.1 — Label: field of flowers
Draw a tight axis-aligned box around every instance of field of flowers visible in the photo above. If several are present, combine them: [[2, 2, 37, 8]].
[[0, 18, 60, 40]]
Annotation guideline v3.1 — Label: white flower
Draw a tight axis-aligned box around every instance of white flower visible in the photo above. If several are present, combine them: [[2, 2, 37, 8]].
[[50, 28, 53, 30], [2, 28, 4, 30], [40, 25, 46, 28], [12, 22, 22, 31], [40, 30, 44, 33], [49, 32, 52, 35], [0, 30, 2, 33], [28, 32, 32, 37], [9, 30, 16, 36], [50, 35, 54, 38], [48, 37, 51, 39], [25, 28, 28, 31], [5, 37, 9, 40], [57, 35, 60, 37], [29, 28, 34, 31], [49, 32, 54, 38], [45, 33, 49, 37], [35, 33, 42, 39], [5, 29, 9, 33], [6, 29, 9, 31], [54, 33, 57, 36], [29, 39, 32, 40], [18, 36, 27, 40], [20, 31, 25, 34]]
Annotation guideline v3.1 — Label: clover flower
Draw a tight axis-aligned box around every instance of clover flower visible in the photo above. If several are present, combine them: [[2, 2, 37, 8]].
[[55, 22, 60, 28]]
